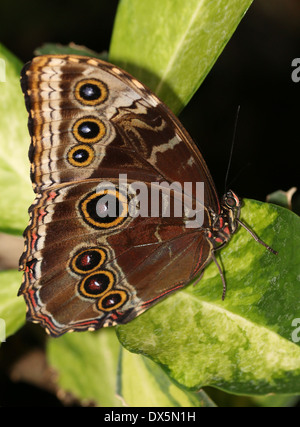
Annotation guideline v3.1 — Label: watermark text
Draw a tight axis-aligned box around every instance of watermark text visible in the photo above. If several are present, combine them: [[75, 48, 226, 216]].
[[291, 58, 300, 83], [291, 318, 300, 343], [95, 174, 205, 229]]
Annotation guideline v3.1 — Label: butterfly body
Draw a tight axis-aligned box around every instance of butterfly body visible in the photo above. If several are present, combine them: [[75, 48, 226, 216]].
[[18, 55, 257, 337]]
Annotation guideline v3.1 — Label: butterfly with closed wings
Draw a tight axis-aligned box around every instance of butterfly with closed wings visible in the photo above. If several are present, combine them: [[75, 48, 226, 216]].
[[18, 55, 277, 337]]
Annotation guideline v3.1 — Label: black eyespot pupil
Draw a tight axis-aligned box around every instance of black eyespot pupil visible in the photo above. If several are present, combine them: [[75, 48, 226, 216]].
[[80, 84, 101, 101], [72, 148, 89, 163], [94, 194, 121, 222], [102, 293, 122, 309], [76, 250, 102, 271], [78, 121, 100, 139], [85, 273, 109, 295]]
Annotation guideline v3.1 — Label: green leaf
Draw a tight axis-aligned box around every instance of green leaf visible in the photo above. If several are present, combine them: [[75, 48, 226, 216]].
[[0, 44, 33, 235], [109, 0, 254, 114], [34, 43, 108, 60], [118, 346, 216, 407], [266, 188, 297, 210], [252, 394, 300, 408], [0, 269, 25, 340], [47, 329, 122, 406], [116, 200, 300, 395]]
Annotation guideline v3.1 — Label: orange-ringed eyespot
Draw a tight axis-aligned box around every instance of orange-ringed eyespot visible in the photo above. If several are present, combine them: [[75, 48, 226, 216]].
[[75, 79, 108, 106], [97, 290, 128, 312], [71, 247, 107, 274], [79, 189, 128, 229], [79, 270, 114, 298], [67, 144, 94, 167], [72, 117, 106, 144]]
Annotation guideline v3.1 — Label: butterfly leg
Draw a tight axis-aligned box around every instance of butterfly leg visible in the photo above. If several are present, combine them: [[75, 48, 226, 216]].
[[236, 219, 278, 255], [211, 251, 227, 300], [193, 269, 205, 286]]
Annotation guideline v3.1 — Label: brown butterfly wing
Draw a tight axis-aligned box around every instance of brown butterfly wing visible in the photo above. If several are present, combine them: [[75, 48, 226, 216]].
[[19, 55, 216, 336], [21, 55, 219, 207], [19, 179, 211, 336]]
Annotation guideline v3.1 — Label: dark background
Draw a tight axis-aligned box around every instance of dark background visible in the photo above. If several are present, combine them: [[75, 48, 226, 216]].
[[0, 0, 299, 407], [1, 0, 299, 204]]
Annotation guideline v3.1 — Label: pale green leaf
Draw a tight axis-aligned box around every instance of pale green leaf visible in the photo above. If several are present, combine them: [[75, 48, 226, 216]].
[[117, 200, 300, 395], [0, 44, 33, 235], [118, 347, 216, 407], [0, 269, 25, 340], [47, 329, 122, 407], [109, 0, 254, 114], [34, 43, 108, 60]]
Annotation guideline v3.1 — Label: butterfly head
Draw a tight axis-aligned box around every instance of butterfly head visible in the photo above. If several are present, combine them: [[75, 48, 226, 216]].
[[216, 189, 242, 239], [221, 189, 241, 212]]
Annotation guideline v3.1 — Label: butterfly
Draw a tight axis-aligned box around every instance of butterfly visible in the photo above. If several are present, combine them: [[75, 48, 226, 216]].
[[18, 55, 277, 337]]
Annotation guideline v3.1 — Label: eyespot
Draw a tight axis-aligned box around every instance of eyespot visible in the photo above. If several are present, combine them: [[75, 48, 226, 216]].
[[75, 79, 108, 106], [72, 117, 106, 144], [79, 270, 114, 299], [97, 290, 128, 312], [79, 189, 128, 229], [67, 144, 95, 167], [71, 247, 107, 274]]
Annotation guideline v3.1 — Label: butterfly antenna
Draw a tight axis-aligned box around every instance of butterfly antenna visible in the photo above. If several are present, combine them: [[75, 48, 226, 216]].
[[224, 105, 241, 193]]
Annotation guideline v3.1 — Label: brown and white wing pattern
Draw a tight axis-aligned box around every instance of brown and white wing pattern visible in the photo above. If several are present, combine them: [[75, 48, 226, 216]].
[[19, 55, 218, 336]]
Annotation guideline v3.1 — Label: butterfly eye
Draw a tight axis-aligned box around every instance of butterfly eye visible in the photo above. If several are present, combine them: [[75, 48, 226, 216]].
[[67, 144, 95, 167], [75, 78, 108, 106], [72, 117, 106, 144], [225, 191, 240, 209], [226, 196, 237, 208], [79, 270, 114, 298], [97, 290, 128, 312]]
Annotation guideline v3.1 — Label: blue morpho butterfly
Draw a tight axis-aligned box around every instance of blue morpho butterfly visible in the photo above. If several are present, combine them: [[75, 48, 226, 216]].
[[18, 55, 277, 336]]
